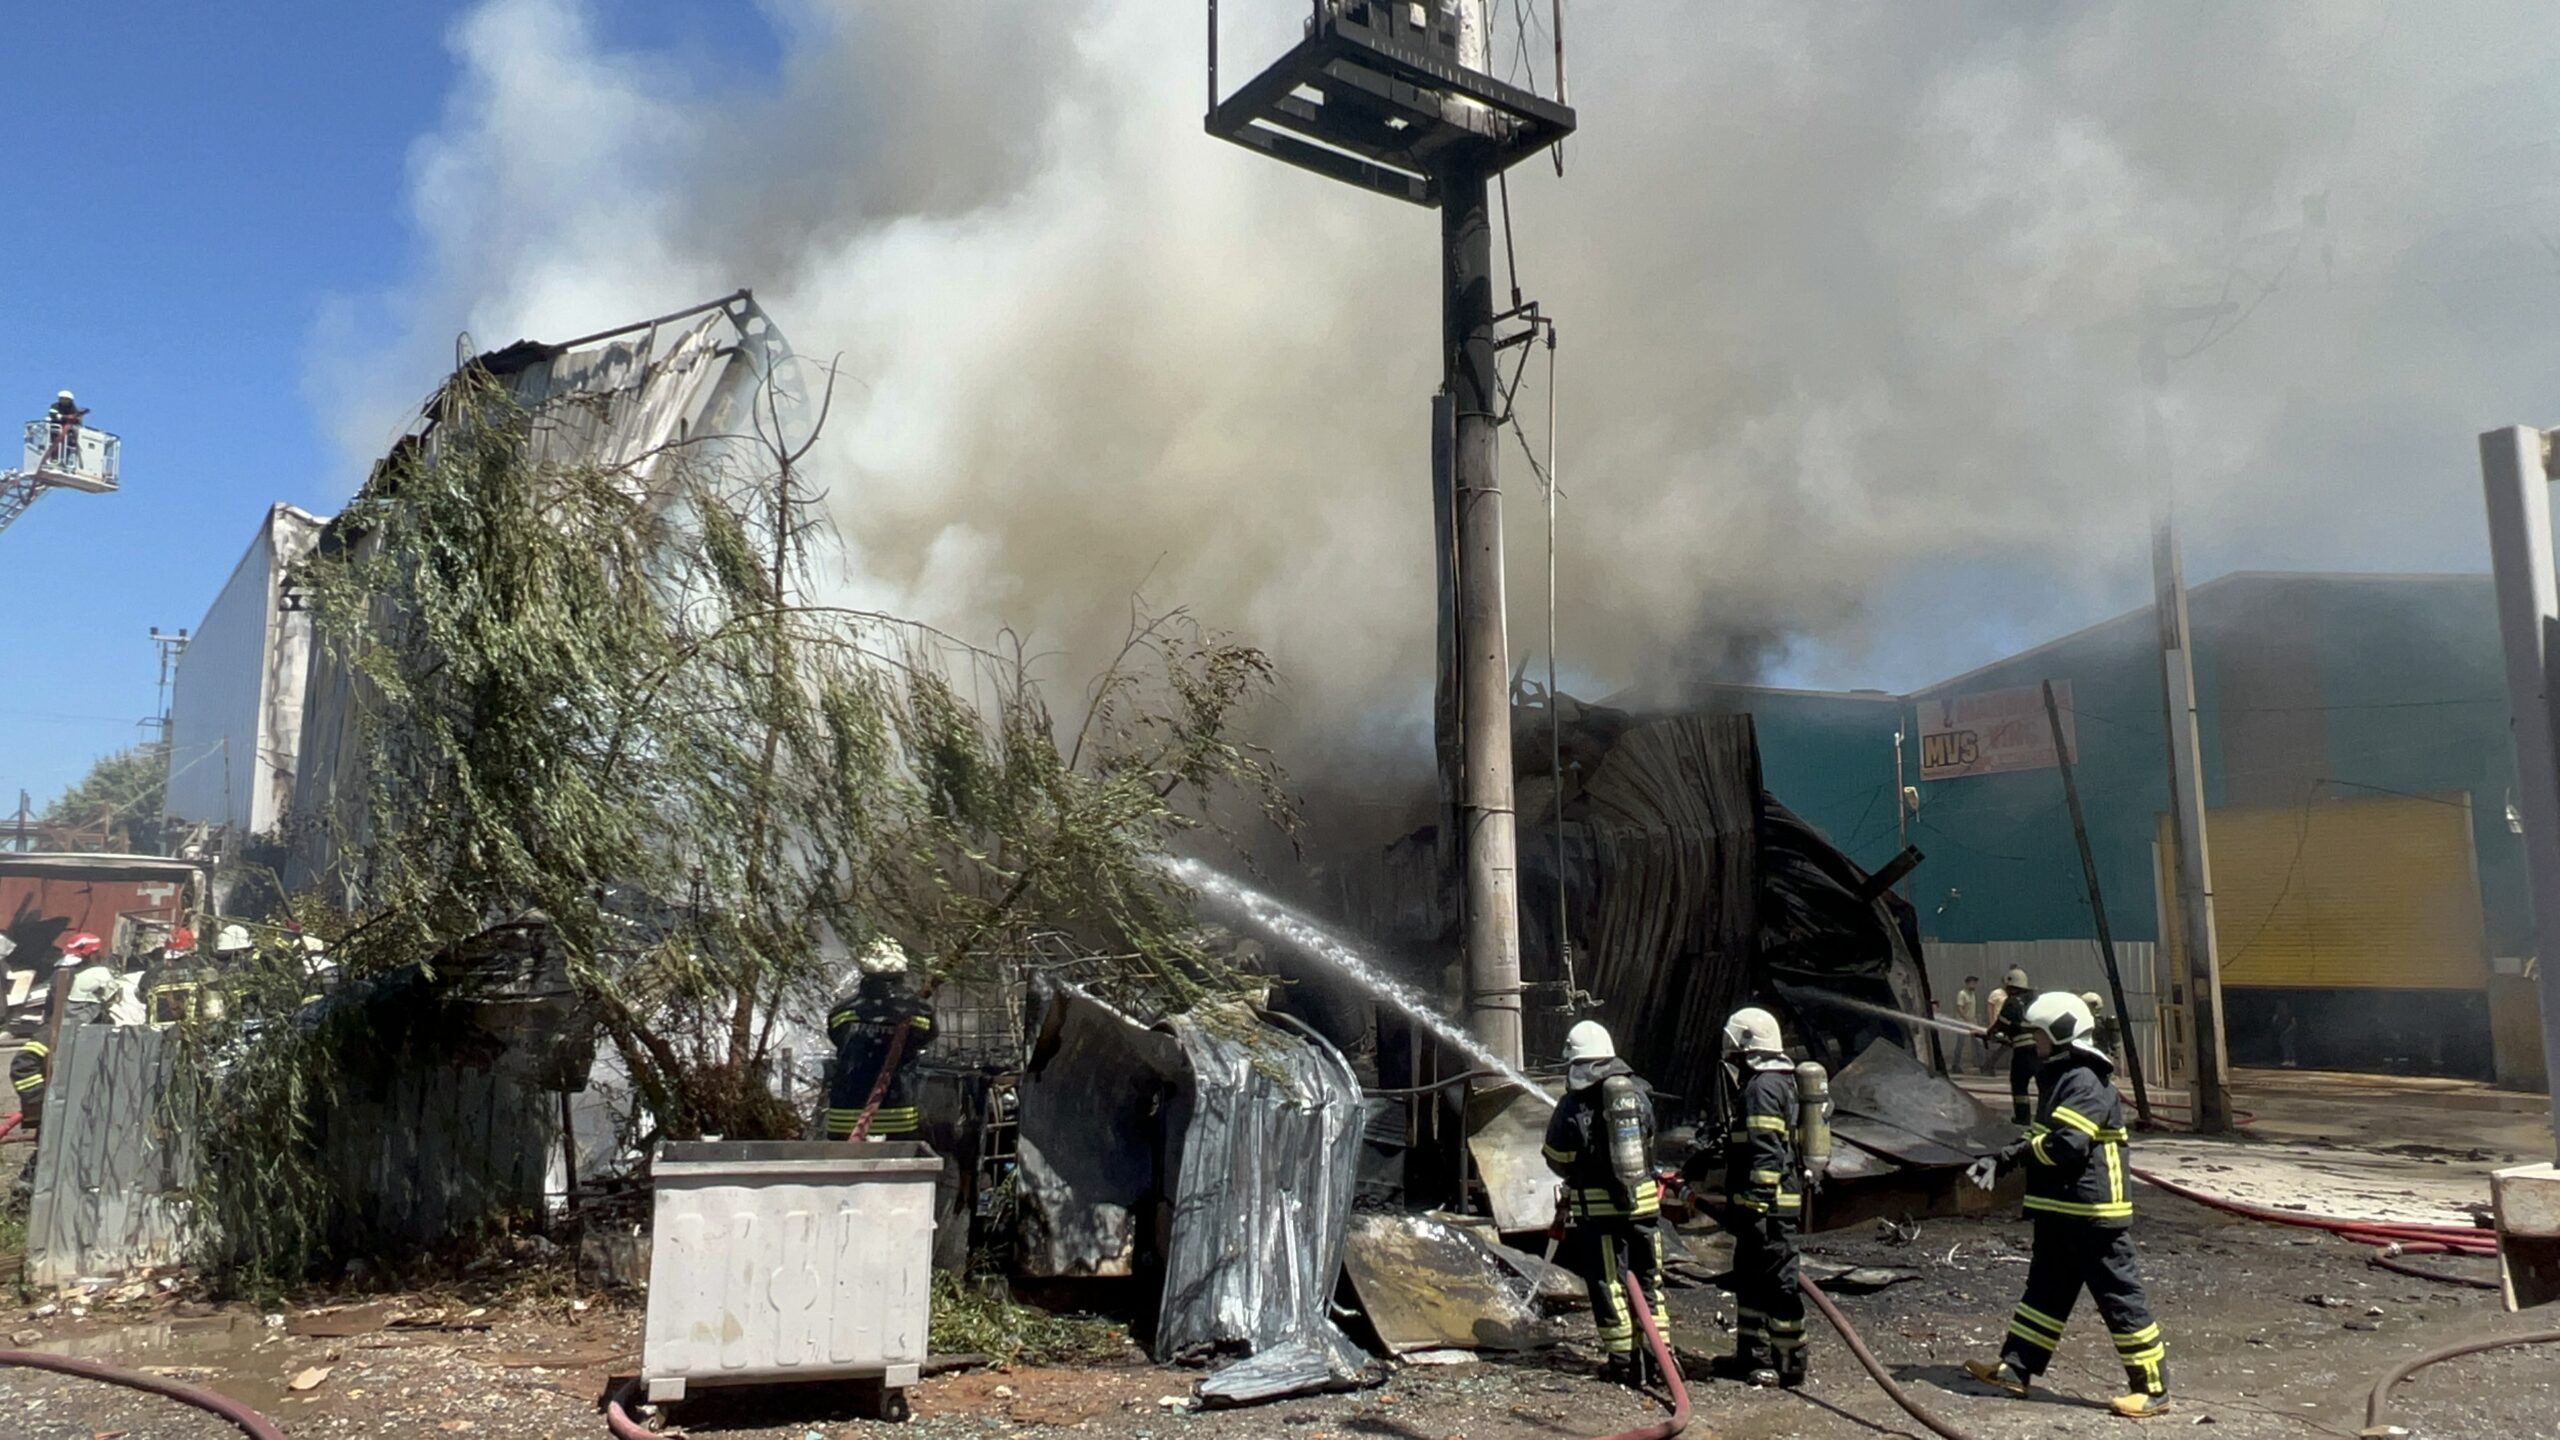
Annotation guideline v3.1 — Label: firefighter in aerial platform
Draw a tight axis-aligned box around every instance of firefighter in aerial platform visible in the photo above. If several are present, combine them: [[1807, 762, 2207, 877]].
[[824, 939, 934, 1141], [1541, 1020, 1671, 1386], [1715, 1006, 1819, 1388], [1964, 991, 2174, 1418], [1984, 965, 2039, 1124]]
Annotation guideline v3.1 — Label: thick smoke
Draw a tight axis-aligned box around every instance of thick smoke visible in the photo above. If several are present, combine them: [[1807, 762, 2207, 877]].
[[313, 1, 2560, 772]]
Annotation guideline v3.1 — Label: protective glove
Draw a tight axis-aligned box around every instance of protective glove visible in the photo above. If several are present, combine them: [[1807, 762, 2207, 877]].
[[1965, 1155, 2000, 1192]]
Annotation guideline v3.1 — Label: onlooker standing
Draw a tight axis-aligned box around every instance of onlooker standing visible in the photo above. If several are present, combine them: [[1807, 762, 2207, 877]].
[[1954, 975, 1986, 1073]]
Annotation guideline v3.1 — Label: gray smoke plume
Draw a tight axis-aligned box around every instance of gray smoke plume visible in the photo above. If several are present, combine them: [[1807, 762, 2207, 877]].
[[311, 1, 2560, 769]]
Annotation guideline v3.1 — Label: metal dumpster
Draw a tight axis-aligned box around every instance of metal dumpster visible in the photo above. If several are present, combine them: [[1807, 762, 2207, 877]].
[[641, 1140, 939, 1412]]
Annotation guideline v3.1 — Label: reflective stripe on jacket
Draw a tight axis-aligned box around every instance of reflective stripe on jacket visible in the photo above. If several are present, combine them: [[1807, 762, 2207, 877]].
[[2014, 1053, 2132, 1224], [1725, 1065, 1801, 1217]]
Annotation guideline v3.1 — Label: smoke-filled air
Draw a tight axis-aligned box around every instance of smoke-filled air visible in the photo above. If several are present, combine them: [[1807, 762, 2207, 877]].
[[311, 0, 2560, 751]]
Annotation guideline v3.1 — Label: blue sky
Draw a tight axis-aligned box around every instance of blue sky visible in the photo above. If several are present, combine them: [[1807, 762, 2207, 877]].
[[0, 3, 780, 809]]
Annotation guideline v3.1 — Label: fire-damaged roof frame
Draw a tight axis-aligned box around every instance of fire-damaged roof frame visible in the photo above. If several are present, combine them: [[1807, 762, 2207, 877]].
[[1205, 1, 1577, 207]]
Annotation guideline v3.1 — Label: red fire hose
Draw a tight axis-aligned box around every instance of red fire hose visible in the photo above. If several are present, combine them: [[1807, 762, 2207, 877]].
[[605, 1377, 659, 1439], [0, 1350, 288, 1440], [1586, 1268, 1689, 1439], [846, 1019, 914, 1142], [2130, 1165, 2502, 1292], [1800, 1276, 1978, 1440]]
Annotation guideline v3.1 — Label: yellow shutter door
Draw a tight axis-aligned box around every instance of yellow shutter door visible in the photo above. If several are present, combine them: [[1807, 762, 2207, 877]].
[[2155, 792, 2487, 990]]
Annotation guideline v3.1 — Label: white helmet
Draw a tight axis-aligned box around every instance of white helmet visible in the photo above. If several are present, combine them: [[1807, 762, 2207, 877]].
[[56, 390, 74, 402], [2080, 991, 2104, 1015], [859, 937, 910, 975], [1563, 1020, 1615, 1064], [1722, 1006, 1783, 1057], [216, 924, 253, 955], [2003, 967, 2030, 990], [2023, 990, 2104, 1057]]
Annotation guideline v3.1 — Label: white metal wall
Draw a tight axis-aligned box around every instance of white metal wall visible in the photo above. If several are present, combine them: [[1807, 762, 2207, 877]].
[[164, 505, 321, 835]]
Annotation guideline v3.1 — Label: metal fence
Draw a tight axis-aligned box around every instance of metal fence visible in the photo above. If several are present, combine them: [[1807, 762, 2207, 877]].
[[25, 1024, 193, 1287]]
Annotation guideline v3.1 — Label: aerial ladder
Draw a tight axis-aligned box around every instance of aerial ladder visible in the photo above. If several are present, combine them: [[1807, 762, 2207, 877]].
[[0, 392, 120, 537]]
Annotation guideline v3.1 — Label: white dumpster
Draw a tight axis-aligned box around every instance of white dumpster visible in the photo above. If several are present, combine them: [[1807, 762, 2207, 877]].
[[641, 1140, 939, 1415]]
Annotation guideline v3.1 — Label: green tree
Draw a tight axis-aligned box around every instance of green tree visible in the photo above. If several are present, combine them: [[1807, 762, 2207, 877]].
[[43, 741, 168, 852], [179, 362, 1297, 1294]]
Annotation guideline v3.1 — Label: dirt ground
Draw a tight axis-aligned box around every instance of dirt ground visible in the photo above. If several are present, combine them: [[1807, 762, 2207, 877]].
[[6, 1067, 2554, 1439], [3, 1185, 2552, 1440]]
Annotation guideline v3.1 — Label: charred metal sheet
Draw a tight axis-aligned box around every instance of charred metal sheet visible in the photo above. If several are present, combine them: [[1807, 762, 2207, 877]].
[[1342, 1212, 1556, 1355], [1828, 1038, 2013, 1165], [1014, 983, 1183, 1278], [1465, 1080, 1564, 1232]]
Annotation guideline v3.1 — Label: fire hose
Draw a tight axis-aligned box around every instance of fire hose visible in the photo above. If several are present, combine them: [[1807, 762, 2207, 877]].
[[2361, 1330, 2560, 1436], [605, 1377, 658, 1440], [1587, 1268, 1690, 1440], [2130, 1166, 2502, 1289], [0, 1349, 288, 1440]]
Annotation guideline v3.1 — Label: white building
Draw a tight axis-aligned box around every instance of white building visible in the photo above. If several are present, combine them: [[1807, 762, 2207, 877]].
[[163, 503, 326, 841]]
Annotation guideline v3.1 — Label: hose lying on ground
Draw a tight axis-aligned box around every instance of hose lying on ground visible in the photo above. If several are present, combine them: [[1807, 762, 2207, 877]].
[[0, 1349, 288, 1440], [605, 1377, 660, 1440], [2132, 1164, 2504, 1291], [2362, 1330, 2560, 1435], [1587, 1268, 1690, 1440], [1798, 1275, 1978, 1440]]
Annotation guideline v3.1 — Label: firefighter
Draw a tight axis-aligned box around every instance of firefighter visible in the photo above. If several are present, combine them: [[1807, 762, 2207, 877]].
[[1984, 965, 2039, 1124], [44, 391, 86, 468], [6, 934, 114, 1131], [1964, 991, 2172, 1418], [1717, 1006, 1809, 1387], [824, 939, 933, 1140], [1540, 1020, 1670, 1386]]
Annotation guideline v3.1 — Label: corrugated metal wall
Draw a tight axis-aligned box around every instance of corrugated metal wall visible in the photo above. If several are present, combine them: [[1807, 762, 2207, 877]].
[[25, 1024, 193, 1287], [1927, 939, 2166, 1090]]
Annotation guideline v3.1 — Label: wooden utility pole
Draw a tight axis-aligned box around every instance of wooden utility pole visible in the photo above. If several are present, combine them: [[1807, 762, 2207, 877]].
[[2042, 679, 2153, 1126]]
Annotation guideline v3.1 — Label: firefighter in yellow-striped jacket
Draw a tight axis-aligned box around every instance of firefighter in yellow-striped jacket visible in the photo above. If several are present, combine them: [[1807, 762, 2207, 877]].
[[1541, 1020, 1669, 1387], [1964, 991, 2172, 1419], [823, 939, 933, 1141], [1718, 1006, 1808, 1388]]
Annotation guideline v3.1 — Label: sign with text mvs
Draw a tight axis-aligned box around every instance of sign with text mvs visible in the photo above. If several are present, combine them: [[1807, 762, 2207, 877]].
[[1918, 683, 2078, 780]]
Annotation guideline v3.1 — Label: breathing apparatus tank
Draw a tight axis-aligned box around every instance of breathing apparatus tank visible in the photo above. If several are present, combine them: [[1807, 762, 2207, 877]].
[[1794, 1060, 1833, 1187], [1599, 1072, 1652, 1191]]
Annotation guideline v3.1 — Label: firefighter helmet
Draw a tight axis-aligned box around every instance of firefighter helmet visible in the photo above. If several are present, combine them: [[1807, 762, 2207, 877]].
[[859, 938, 911, 974], [2002, 966, 2030, 989], [59, 932, 104, 960], [1722, 1005, 1783, 1057], [1564, 1020, 1616, 1064], [2023, 990, 2104, 1057]]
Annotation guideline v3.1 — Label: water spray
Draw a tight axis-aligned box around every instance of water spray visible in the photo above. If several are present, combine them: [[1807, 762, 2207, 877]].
[[1159, 856, 1554, 1106], [1789, 988, 1984, 1042]]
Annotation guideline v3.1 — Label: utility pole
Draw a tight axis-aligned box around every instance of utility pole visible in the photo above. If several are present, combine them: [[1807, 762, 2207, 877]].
[[1442, 0, 1523, 1066], [2479, 426, 2560, 1162], [1206, 1, 1574, 1069], [148, 627, 189, 746], [2043, 679, 2153, 1126], [2142, 311, 2233, 1133]]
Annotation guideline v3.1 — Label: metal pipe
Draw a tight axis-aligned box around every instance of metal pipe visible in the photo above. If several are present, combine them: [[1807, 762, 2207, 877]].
[[1546, 324, 1569, 1010]]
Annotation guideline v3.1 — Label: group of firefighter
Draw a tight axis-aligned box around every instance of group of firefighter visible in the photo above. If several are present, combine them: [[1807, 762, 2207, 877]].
[[1539, 969, 2173, 1419], [826, 938, 2173, 1420]]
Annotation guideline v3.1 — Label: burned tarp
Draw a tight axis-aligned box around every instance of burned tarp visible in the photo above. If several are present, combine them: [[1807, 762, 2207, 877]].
[[1513, 707, 1928, 1119], [1015, 982, 1370, 1403]]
